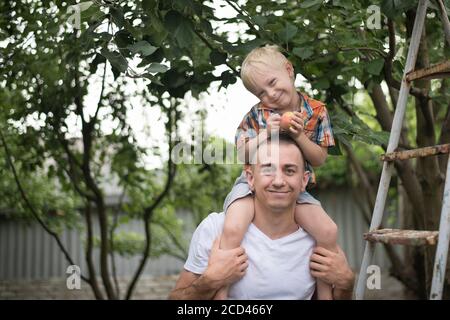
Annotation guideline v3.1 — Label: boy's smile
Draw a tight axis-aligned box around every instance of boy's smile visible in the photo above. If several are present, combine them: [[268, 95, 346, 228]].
[[247, 62, 300, 113]]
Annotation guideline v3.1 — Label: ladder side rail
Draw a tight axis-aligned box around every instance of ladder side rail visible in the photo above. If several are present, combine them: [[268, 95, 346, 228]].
[[355, 0, 430, 300], [430, 155, 450, 299]]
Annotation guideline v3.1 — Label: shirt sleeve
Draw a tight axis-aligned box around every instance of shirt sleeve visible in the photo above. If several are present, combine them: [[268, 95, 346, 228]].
[[316, 105, 335, 148], [184, 216, 217, 275]]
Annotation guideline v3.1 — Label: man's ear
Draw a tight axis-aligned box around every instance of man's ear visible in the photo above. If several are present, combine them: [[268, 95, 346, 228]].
[[301, 170, 310, 192], [245, 165, 255, 191]]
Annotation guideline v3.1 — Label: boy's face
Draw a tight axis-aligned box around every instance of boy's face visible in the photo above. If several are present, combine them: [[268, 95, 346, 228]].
[[247, 61, 299, 112]]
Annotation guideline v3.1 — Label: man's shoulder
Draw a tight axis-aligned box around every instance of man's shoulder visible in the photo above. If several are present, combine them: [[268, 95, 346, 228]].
[[196, 212, 225, 234]]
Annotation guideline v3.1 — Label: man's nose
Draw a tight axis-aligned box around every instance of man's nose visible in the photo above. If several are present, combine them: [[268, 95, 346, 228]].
[[272, 170, 285, 187]]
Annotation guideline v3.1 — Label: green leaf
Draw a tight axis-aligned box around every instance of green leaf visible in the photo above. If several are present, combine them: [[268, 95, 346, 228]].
[[293, 47, 314, 60], [127, 41, 158, 56], [100, 49, 128, 73], [366, 58, 385, 75], [299, 0, 323, 9], [110, 7, 125, 28], [315, 78, 330, 89], [381, 0, 418, 19], [143, 73, 163, 85], [253, 15, 268, 27], [328, 140, 343, 155], [164, 10, 182, 33], [332, 0, 354, 9], [209, 50, 227, 66], [147, 63, 169, 73], [278, 23, 298, 42], [90, 53, 106, 74], [174, 19, 195, 49], [220, 71, 237, 88]]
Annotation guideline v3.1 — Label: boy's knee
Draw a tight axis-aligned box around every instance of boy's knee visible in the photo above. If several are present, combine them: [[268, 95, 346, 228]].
[[320, 221, 338, 247]]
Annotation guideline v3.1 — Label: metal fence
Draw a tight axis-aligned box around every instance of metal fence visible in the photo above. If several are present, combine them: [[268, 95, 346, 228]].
[[0, 187, 397, 280]]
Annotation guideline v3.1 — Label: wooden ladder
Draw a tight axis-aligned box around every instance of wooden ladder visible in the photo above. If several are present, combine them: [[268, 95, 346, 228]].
[[355, 0, 450, 300]]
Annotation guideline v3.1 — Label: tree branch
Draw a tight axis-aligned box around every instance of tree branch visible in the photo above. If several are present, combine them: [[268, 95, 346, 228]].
[[153, 220, 188, 262], [193, 29, 239, 77], [84, 202, 105, 299], [0, 129, 89, 283], [125, 101, 178, 300]]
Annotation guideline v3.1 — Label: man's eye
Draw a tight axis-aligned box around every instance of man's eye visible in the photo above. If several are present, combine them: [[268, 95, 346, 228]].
[[286, 169, 296, 175], [261, 167, 275, 175]]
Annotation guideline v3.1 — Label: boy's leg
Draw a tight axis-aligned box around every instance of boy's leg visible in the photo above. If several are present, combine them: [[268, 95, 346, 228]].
[[214, 196, 255, 300], [295, 204, 338, 300], [220, 196, 255, 249]]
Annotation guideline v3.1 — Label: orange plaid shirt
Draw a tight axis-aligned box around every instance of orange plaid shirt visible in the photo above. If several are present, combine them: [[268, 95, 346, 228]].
[[235, 92, 335, 187]]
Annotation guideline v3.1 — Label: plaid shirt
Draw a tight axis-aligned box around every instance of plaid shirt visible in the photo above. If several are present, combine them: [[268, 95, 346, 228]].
[[235, 92, 335, 187]]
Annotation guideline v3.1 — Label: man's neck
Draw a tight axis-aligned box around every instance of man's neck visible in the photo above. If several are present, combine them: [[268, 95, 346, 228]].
[[252, 199, 299, 240]]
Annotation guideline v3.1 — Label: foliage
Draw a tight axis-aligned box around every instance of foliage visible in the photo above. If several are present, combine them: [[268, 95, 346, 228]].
[[1, 0, 449, 299]]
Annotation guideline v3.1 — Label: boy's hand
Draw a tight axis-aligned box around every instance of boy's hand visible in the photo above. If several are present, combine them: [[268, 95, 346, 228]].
[[288, 111, 305, 138], [267, 113, 281, 134]]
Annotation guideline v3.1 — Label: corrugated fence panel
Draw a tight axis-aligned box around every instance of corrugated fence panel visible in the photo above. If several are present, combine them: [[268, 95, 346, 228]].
[[316, 187, 400, 271], [0, 187, 398, 280]]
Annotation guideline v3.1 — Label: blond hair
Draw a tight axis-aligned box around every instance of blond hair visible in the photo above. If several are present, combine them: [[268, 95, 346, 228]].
[[240, 44, 289, 92]]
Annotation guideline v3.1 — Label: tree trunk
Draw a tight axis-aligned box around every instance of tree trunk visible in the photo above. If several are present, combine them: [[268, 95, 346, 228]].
[[413, 20, 444, 297]]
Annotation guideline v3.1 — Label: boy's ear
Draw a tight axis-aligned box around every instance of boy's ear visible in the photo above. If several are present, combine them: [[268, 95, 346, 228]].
[[285, 61, 295, 79]]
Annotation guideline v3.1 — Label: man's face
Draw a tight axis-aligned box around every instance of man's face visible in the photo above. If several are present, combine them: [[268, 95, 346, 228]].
[[247, 62, 298, 112], [246, 142, 309, 212]]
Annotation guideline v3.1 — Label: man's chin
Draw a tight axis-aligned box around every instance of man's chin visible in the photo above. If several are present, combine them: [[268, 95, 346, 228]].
[[266, 201, 293, 212]]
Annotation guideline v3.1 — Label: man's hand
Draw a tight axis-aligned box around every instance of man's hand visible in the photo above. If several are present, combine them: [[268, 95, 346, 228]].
[[288, 111, 305, 138], [203, 236, 249, 290], [310, 246, 354, 291]]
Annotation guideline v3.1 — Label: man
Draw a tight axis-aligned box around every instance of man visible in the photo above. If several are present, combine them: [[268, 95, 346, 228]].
[[169, 134, 354, 299]]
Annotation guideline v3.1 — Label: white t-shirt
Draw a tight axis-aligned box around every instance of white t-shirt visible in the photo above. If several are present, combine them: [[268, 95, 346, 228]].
[[184, 212, 316, 300]]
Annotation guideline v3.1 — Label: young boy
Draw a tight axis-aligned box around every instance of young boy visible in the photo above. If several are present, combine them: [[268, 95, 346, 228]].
[[216, 45, 338, 300]]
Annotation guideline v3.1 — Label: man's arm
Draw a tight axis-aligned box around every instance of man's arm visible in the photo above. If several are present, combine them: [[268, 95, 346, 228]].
[[169, 270, 218, 300], [310, 246, 355, 300], [169, 237, 248, 300]]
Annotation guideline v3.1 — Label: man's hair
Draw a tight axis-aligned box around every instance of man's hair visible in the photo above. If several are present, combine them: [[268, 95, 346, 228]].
[[240, 44, 289, 92], [249, 132, 305, 169]]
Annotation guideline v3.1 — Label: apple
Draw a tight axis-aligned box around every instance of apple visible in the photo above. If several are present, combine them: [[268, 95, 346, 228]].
[[280, 111, 294, 130]]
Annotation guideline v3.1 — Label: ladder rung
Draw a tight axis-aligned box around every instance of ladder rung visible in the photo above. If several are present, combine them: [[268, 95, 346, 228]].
[[406, 60, 450, 81], [364, 229, 439, 246], [381, 144, 450, 161]]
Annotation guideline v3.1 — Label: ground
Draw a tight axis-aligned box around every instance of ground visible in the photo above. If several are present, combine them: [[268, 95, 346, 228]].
[[0, 273, 414, 299]]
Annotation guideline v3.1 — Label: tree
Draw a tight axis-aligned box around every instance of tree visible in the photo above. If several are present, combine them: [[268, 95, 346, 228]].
[[0, 0, 232, 299], [2, 0, 449, 300]]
